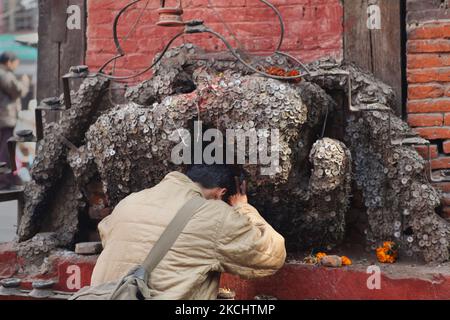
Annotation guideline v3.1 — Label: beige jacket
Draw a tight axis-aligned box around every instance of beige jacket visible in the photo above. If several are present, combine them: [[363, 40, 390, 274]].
[[91, 172, 286, 300], [0, 65, 29, 129]]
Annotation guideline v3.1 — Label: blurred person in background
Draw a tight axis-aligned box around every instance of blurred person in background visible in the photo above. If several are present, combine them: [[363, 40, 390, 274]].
[[0, 51, 30, 189]]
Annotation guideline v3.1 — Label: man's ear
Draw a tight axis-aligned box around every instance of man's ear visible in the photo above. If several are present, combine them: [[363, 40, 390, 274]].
[[218, 188, 227, 199]]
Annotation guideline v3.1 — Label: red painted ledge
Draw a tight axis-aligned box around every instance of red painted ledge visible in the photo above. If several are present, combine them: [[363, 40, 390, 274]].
[[221, 262, 450, 300], [2, 243, 450, 300]]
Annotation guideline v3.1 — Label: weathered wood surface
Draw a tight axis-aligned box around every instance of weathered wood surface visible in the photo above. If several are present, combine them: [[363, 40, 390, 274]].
[[37, 0, 86, 123], [344, 0, 404, 115]]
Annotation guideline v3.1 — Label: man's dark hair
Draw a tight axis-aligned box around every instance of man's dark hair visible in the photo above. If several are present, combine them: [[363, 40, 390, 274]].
[[186, 165, 238, 195], [0, 52, 19, 65]]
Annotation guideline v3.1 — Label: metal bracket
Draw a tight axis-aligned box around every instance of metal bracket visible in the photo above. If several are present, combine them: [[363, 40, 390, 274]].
[[35, 97, 64, 141], [185, 20, 207, 33], [62, 65, 90, 109], [0, 162, 11, 175]]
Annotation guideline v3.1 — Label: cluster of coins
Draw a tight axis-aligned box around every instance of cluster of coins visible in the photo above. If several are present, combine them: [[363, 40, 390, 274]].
[[19, 45, 450, 264], [83, 63, 308, 205], [309, 138, 350, 193], [31, 76, 109, 184], [70, 45, 343, 254], [303, 138, 352, 248], [20, 172, 85, 253], [250, 136, 353, 252], [18, 76, 110, 249], [305, 60, 450, 263], [16, 232, 59, 269], [125, 44, 299, 107]]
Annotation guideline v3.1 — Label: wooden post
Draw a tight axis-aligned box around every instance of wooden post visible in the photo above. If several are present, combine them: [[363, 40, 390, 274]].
[[37, 0, 86, 123], [344, 0, 404, 116]]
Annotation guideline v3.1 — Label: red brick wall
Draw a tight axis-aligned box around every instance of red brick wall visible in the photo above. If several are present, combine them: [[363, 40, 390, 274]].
[[85, 0, 343, 76], [406, 0, 450, 216]]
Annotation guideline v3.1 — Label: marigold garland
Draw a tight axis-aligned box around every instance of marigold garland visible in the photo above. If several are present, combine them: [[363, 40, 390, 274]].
[[265, 66, 302, 83]]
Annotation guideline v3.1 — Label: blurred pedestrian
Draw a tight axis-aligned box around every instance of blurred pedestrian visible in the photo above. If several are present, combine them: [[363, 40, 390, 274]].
[[0, 52, 30, 189]]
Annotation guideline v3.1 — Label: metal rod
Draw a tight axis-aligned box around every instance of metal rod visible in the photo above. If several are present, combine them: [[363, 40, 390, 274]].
[[35, 109, 44, 141], [62, 75, 72, 110], [98, 0, 143, 73], [205, 28, 308, 80], [258, 0, 285, 52], [7, 139, 16, 172], [97, 31, 185, 81]]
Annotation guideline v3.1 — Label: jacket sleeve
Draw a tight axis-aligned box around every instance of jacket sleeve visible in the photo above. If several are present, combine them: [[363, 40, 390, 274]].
[[98, 214, 114, 248], [0, 72, 29, 101], [215, 203, 287, 279]]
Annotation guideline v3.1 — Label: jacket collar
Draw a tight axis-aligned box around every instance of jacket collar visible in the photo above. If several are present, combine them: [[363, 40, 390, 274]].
[[163, 172, 204, 197], [0, 65, 11, 73]]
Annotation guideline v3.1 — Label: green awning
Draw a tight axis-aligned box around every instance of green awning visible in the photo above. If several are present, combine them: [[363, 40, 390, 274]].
[[0, 34, 37, 61]]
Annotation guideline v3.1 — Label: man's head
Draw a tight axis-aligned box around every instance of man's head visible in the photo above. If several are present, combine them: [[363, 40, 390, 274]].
[[186, 165, 237, 201], [0, 52, 20, 71]]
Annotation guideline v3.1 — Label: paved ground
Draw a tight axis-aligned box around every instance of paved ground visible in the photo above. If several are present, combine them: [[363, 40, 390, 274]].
[[0, 201, 17, 243]]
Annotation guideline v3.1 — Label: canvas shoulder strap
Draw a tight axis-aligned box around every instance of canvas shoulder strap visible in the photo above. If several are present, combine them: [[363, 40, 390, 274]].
[[141, 196, 206, 273]]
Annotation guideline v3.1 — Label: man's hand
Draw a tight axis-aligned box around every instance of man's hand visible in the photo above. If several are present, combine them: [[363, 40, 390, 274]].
[[229, 177, 248, 207], [229, 193, 248, 207]]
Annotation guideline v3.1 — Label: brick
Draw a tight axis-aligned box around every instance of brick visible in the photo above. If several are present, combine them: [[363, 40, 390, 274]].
[[433, 182, 450, 193], [408, 84, 444, 100], [408, 9, 450, 24], [446, 86, 450, 97], [445, 113, 450, 126], [86, 39, 115, 54], [407, 0, 445, 12], [441, 206, 450, 220], [408, 23, 450, 40], [431, 157, 450, 170], [87, 10, 115, 24], [408, 54, 450, 69], [407, 68, 450, 83], [415, 144, 438, 159], [408, 99, 450, 113], [441, 193, 450, 206], [408, 113, 443, 127], [415, 127, 450, 140], [85, 0, 344, 70], [408, 39, 450, 53], [444, 113, 450, 125], [444, 140, 450, 154]]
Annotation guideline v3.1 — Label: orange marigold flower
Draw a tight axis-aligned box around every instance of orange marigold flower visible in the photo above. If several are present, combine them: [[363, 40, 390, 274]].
[[376, 242, 398, 264], [383, 241, 393, 248], [341, 256, 352, 266], [316, 252, 327, 261]]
